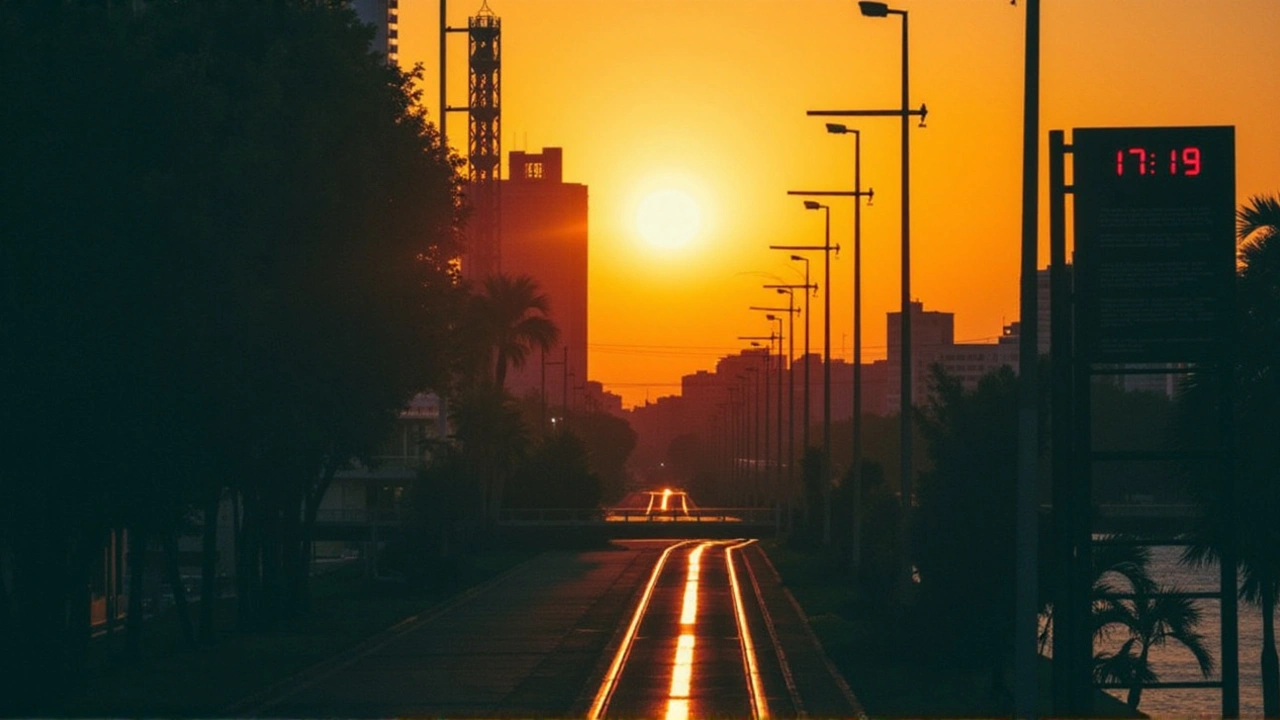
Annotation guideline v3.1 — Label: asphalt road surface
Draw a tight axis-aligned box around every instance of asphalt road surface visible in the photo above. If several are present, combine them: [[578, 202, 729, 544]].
[[235, 539, 862, 719]]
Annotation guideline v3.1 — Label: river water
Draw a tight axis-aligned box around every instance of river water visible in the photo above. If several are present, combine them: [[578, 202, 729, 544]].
[[1096, 544, 1276, 717]]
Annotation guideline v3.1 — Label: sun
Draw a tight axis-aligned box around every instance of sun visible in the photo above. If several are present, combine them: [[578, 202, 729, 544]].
[[634, 188, 703, 250]]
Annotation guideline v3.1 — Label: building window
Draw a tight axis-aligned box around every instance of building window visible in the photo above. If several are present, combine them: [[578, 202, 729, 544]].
[[525, 162, 543, 179]]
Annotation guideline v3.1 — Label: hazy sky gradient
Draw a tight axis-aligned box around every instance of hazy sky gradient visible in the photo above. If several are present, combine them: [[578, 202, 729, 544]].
[[399, 0, 1280, 408]]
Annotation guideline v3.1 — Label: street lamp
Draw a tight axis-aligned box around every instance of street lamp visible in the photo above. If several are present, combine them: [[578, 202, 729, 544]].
[[826, 121, 869, 575], [741, 336, 775, 505], [766, 315, 784, 518], [763, 282, 811, 530], [856, 0, 915, 596], [773, 202, 837, 544], [742, 365, 760, 506]]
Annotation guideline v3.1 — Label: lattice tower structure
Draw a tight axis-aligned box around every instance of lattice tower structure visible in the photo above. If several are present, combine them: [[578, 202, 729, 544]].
[[466, 2, 501, 279]]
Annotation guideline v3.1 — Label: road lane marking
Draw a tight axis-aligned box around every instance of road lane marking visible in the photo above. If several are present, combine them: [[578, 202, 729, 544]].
[[666, 542, 715, 720], [740, 542, 805, 717], [586, 539, 691, 720], [727, 539, 769, 720]]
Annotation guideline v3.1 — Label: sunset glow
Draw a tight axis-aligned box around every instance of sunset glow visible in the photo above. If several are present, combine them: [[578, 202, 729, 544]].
[[635, 188, 703, 250], [401, 1, 1280, 407]]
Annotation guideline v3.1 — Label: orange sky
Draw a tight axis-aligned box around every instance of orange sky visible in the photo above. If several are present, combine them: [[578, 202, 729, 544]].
[[399, 0, 1280, 409]]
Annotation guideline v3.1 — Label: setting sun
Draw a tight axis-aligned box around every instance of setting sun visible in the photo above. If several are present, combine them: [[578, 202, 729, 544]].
[[634, 188, 703, 250]]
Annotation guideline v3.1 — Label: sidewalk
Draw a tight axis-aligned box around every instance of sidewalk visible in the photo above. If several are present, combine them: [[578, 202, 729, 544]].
[[742, 543, 867, 719], [239, 544, 660, 718]]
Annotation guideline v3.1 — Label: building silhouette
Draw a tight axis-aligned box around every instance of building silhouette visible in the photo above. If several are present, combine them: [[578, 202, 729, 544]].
[[349, 0, 399, 65], [499, 148, 589, 407]]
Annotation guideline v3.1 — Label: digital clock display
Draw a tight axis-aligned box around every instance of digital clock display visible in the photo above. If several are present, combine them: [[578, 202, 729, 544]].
[[1072, 125, 1235, 364], [1114, 146, 1201, 177]]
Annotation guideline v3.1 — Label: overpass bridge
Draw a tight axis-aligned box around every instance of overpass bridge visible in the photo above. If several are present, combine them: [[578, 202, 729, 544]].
[[312, 503, 1194, 544], [311, 506, 780, 543]]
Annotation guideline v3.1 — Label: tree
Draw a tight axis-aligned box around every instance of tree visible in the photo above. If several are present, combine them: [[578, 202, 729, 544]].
[[568, 411, 637, 505], [472, 274, 559, 390], [507, 431, 602, 510], [1091, 542, 1214, 711], [1179, 193, 1280, 717], [0, 0, 465, 700], [450, 384, 531, 532], [913, 365, 1020, 693]]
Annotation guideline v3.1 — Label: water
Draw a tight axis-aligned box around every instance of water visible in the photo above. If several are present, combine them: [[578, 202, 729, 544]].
[[1096, 545, 1277, 717]]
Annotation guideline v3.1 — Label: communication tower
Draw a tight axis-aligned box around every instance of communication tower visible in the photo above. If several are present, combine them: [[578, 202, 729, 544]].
[[467, 1, 501, 277]]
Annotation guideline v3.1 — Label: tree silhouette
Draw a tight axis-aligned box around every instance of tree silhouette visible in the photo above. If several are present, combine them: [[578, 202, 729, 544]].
[[472, 274, 559, 390], [0, 0, 464, 702], [1090, 542, 1214, 711], [1179, 193, 1280, 718]]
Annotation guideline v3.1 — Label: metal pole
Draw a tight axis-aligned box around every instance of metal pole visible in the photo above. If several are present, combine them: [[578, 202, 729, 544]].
[[1014, 1, 1040, 716], [822, 206, 833, 546], [774, 321, 784, 524], [802, 261, 812, 459], [786, 293, 796, 530], [747, 363, 757, 504], [439, 0, 447, 143], [896, 7, 914, 600], [764, 346, 771, 507], [852, 129, 864, 574]]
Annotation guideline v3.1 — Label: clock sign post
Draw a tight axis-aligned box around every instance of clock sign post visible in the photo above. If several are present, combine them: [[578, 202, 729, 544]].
[[1073, 125, 1235, 362], [1051, 125, 1238, 716]]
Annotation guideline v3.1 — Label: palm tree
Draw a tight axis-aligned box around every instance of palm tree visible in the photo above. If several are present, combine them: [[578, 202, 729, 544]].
[[1038, 541, 1215, 712], [1181, 193, 1280, 717], [1092, 543, 1215, 711], [449, 383, 530, 532], [472, 273, 559, 389]]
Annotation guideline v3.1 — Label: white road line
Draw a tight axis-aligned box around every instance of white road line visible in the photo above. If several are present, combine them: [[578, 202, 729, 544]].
[[727, 539, 769, 720], [586, 539, 692, 720], [740, 543, 806, 718]]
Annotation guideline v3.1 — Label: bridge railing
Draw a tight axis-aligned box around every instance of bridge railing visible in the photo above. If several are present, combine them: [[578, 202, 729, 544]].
[[314, 508, 404, 526], [497, 507, 778, 526]]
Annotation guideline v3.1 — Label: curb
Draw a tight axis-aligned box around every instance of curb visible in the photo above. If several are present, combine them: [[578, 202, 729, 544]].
[[752, 545, 868, 720]]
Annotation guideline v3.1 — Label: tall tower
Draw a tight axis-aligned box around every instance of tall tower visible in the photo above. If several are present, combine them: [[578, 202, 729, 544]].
[[466, 1, 501, 278]]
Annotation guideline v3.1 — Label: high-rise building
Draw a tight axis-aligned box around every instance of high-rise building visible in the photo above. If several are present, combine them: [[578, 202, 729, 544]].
[[500, 148, 589, 406], [349, 0, 399, 65]]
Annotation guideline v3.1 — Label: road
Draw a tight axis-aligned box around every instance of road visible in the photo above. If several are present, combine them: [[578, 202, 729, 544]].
[[234, 539, 862, 718]]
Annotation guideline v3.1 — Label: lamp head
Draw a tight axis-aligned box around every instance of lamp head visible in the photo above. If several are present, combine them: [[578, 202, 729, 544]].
[[858, 1, 890, 17], [767, 314, 777, 321], [777, 288, 789, 296], [803, 200, 821, 210], [790, 254, 804, 262], [825, 122, 849, 134]]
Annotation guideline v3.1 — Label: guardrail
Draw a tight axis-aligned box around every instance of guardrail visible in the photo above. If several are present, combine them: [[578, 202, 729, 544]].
[[497, 507, 778, 526], [313, 508, 405, 525]]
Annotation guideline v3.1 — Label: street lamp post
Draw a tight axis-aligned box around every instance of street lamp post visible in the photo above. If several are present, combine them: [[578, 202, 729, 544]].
[[743, 365, 760, 506], [825, 122, 869, 575], [787, 186, 874, 557], [741, 337, 775, 505], [774, 291, 798, 528], [751, 305, 799, 520], [767, 315, 785, 519], [786, 259, 813, 459], [824, 0, 919, 593], [773, 202, 838, 544], [763, 283, 811, 529]]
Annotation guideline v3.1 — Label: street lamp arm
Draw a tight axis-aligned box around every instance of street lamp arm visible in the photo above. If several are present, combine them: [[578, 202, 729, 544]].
[[769, 245, 836, 251], [786, 190, 874, 197], [748, 306, 799, 313], [808, 103, 928, 127]]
